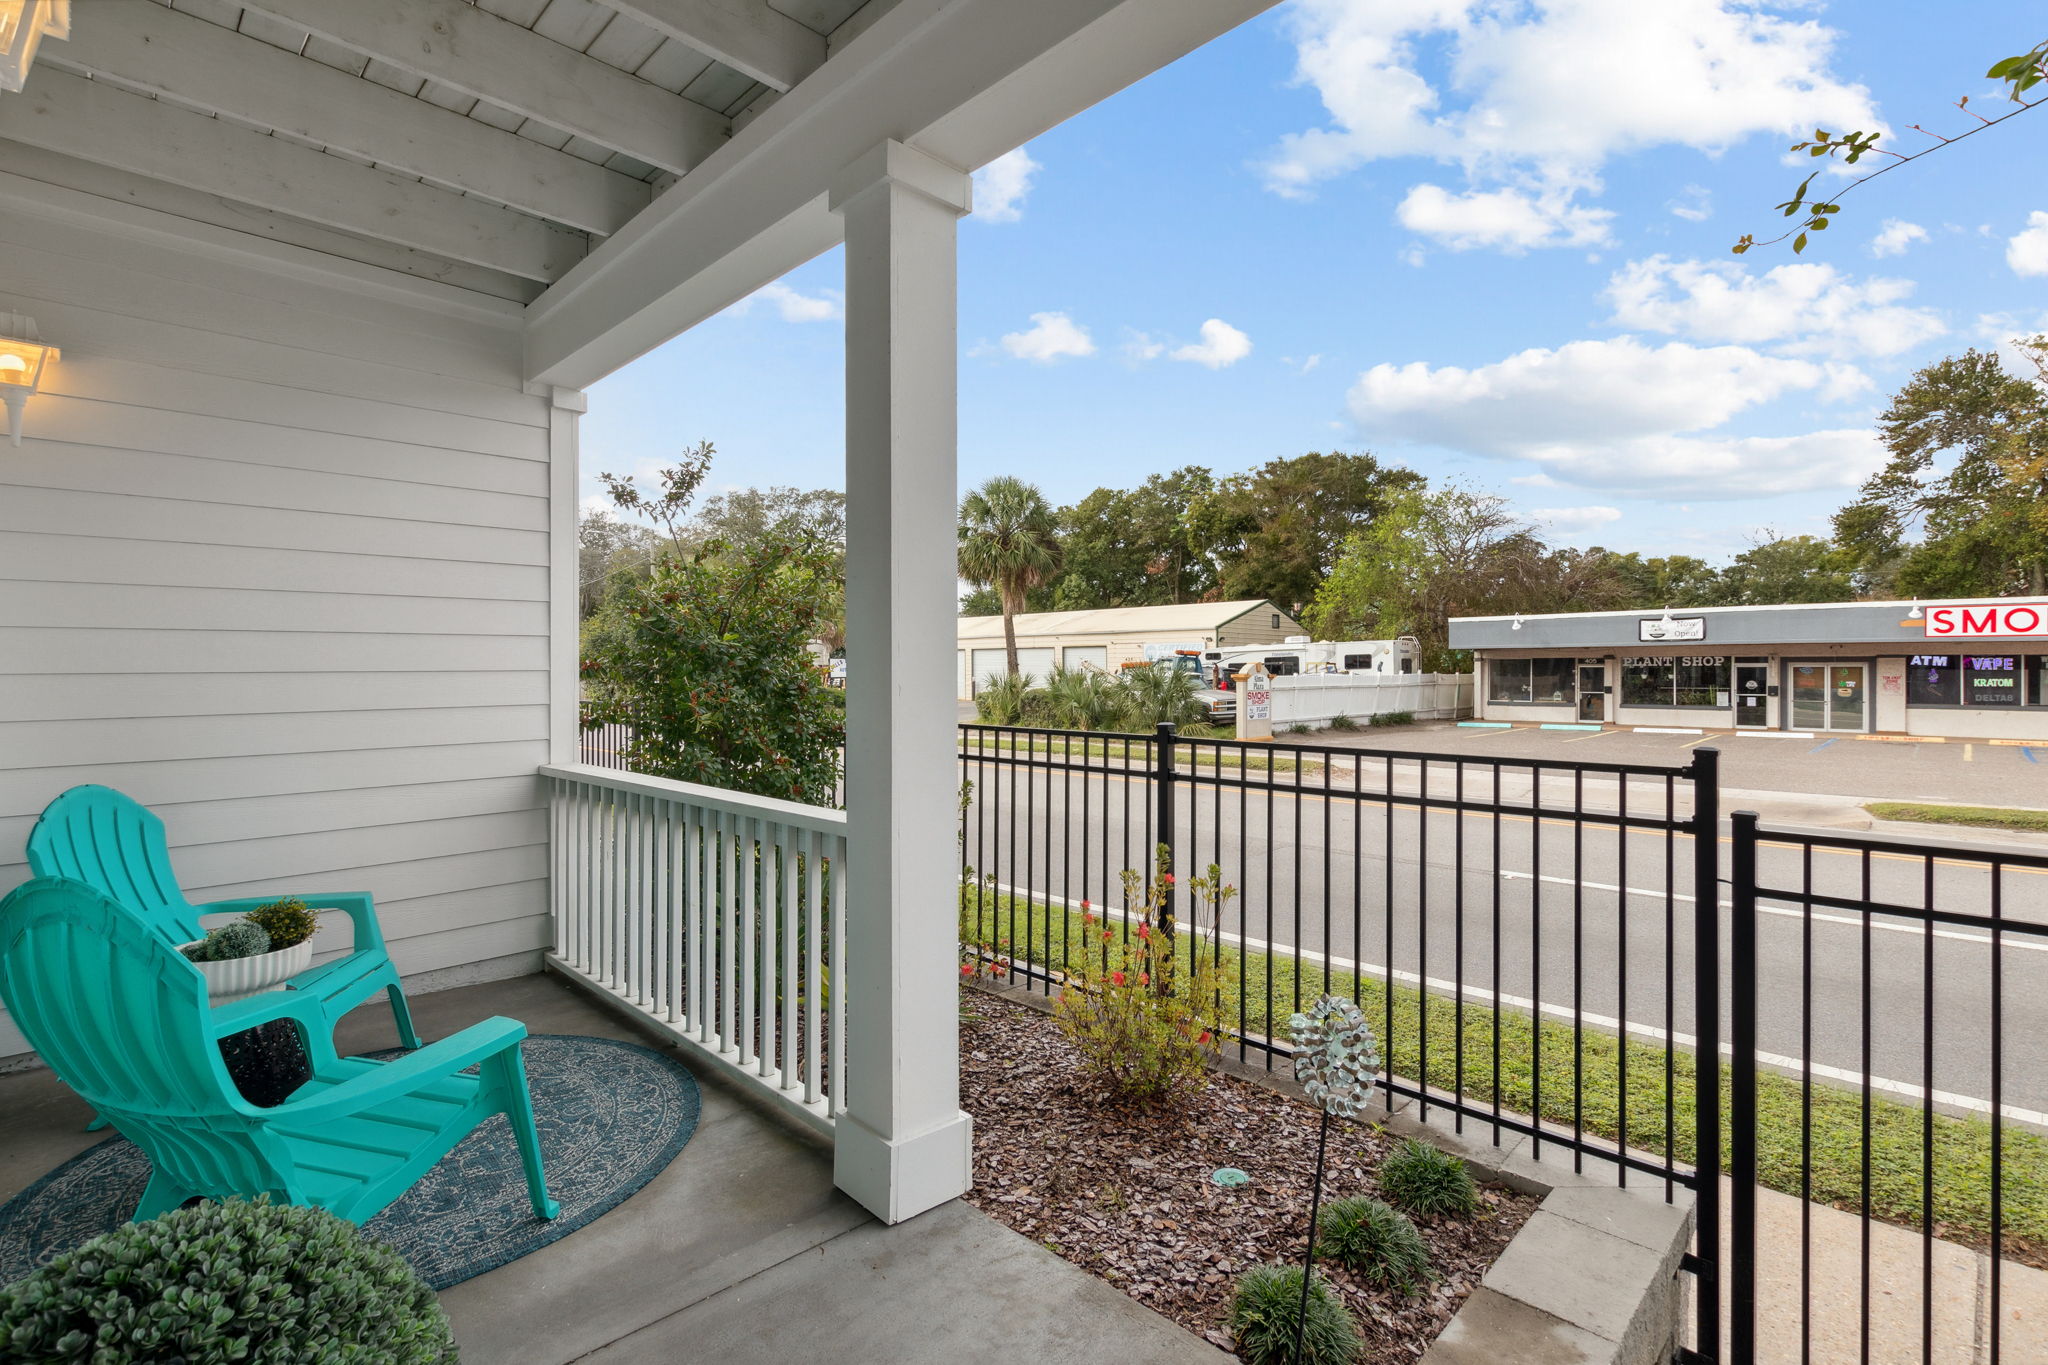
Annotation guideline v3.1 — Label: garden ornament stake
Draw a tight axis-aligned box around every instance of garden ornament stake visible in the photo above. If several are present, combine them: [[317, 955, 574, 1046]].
[[1287, 995, 1380, 1365]]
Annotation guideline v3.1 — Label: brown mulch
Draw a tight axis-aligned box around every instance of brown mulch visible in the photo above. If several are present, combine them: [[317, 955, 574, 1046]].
[[960, 989, 1537, 1361]]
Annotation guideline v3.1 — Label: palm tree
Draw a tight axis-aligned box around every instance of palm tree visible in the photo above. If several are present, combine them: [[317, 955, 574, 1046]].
[[958, 476, 1062, 679]]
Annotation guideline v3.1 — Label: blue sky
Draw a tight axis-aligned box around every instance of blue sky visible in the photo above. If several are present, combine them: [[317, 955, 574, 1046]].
[[583, 0, 2048, 563]]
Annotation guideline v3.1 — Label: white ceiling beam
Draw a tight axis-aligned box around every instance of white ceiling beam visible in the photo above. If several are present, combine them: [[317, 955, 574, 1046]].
[[525, 0, 1280, 387], [235, 0, 727, 175], [603, 0, 824, 93], [0, 67, 588, 281], [48, 0, 649, 236]]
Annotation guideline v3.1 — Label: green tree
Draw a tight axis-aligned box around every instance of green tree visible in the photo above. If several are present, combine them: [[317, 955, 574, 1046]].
[[1832, 342, 2048, 596], [958, 476, 1063, 677], [1051, 467, 1218, 610], [583, 450, 844, 804], [1719, 534, 1857, 604], [1192, 452, 1424, 617], [1603, 552, 1728, 609], [578, 509, 660, 619]]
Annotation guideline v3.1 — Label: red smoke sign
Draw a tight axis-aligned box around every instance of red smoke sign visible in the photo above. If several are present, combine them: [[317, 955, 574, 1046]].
[[1922, 604, 2048, 638]]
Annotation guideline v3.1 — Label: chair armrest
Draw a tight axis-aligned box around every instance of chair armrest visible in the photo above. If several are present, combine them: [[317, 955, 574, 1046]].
[[194, 891, 387, 955], [260, 1017, 528, 1124], [208, 986, 331, 1040]]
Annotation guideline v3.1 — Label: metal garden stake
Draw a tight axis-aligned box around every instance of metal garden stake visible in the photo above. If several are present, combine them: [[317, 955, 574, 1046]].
[[1287, 995, 1380, 1365]]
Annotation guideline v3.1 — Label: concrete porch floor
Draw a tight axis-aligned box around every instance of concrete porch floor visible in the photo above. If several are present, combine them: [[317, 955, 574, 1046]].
[[0, 972, 1227, 1364]]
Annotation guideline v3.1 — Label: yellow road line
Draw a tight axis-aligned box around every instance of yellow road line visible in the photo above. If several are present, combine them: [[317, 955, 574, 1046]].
[[1560, 729, 1617, 743], [1965, 744, 1974, 763]]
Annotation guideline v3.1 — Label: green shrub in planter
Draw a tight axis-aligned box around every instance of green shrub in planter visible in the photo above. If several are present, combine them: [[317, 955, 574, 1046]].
[[245, 896, 319, 950], [181, 920, 271, 963], [1379, 1137, 1478, 1217], [0, 1198, 458, 1363], [1228, 1264, 1360, 1365], [1316, 1195, 1433, 1293]]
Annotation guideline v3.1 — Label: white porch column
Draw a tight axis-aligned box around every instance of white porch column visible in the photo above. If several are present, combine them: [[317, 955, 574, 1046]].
[[830, 139, 973, 1224]]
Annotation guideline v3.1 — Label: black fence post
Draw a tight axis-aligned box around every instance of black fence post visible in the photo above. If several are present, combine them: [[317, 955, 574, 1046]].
[[1154, 721, 1177, 940], [1727, 809, 1759, 1365], [1690, 745, 1722, 1364]]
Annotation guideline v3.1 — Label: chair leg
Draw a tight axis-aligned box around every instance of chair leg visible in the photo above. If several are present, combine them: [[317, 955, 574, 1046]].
[[85, 1112, 109, 1133], [386, 980, 421, 1050], [134, 1171, 192, 1221], [485, 1045, 559, 1220]]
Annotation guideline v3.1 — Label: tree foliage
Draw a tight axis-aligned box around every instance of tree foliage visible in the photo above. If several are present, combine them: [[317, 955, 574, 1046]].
[[1833, 341, 2048, 596], [958, 475, 1063, 677], [583, 449, 844, 804]]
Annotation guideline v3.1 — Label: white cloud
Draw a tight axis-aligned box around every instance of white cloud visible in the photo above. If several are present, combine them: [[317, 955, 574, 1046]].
[[1260, 0, 1880, 252], [1170, 318, 1254, 369], [1123, 330, 1166, 362], [1668, 184, 1713, 222], [2007, 211, 2048, 277], [1603, 255, 1943, 359], [1346, 335, 1879, 496], [1001, 311, 1096, 363], [1396, 183, 1613, 251], [1510, 472, 1560, 487], [1869, 219, 1927, 258], [1533, 505, 1623, 533], [973, 147, 1041, 225], [1282, 354, 1325, 374], [744, 281, 840, 322]]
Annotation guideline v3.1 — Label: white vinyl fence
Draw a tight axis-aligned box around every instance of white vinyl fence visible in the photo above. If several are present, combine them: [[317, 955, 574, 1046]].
[[1269, 672, 1473, 726], [542, 764, 846, 1135]]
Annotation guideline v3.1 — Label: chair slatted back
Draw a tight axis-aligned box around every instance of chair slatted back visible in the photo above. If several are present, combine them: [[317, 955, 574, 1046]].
[[0, 877, 289, 1200], [26, 785, 203, 945]]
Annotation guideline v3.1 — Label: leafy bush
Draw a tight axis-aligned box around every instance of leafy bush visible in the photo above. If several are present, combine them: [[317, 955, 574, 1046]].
[[182, 920, 271, 963], [1283, 722, 1315, 735], [0, 1198, 458, 1363], [1325, 714, 1360, 732], [1053, 847, 1231, 1107], [1228, 1264, 1360, 1365], [974, 671, 1033, 725], [1369, 710, 1415, 728], [1316, 1196, 1433, 1292], [244, 897, 318, 950], [1115, 662, 1209, 731], [1042, 666, 1124, 731], [1379, 1137, 1478, 1217]]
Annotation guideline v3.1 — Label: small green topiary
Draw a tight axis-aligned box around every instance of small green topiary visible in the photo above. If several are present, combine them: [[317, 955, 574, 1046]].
[[245, 895, 319, 950], [1228, 1263, 1361, 1365], [1379, 1137, 1479, 1217], [1316, 1195, 1433, 1293], [182, 919, 272, 962], [0, 1198, 459, 1362]]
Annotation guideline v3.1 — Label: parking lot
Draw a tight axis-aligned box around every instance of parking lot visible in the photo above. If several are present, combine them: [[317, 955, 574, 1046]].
[[1307, 720, 2047, 806]]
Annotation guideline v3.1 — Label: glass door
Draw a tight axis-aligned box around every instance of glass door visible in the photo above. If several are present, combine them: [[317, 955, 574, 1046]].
[[1790, 663, 1867, 731]]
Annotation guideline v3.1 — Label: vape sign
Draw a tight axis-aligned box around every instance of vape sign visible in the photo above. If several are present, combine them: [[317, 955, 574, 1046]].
[[1921, 603, 2048, 639]]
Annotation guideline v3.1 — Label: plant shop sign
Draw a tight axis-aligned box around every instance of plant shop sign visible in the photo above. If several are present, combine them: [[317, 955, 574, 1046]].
[[1921, 602, 2048, 639]]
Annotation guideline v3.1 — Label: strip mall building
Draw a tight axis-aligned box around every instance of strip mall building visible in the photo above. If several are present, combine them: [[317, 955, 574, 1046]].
[[1448, 598, 2048, 738]]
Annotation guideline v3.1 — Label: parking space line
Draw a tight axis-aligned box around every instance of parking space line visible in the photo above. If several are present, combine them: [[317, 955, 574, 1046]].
[[1964, 744, 1974, 762], [1809, 738, 1838, 754], [1682, 733, 1719, 748], [2025, 747, 2040, 764], [1561, 729, 1617, 743]]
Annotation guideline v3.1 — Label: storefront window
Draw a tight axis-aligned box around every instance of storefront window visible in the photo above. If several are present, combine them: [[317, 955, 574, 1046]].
[[2031, 655, 2048, 707], [1906, 655, 1961, 706], [1622, 656, 1729, 707], [1963, 654, 2023, 708], [1488, 657, 1576, 704]]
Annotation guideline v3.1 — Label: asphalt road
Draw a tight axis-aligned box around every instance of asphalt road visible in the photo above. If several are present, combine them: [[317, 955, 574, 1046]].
[[958, 750, 2048, 1121]]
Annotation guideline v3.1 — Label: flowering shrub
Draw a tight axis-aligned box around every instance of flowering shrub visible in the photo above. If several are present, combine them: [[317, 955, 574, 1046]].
[[1051, 845, 1231, 1107]]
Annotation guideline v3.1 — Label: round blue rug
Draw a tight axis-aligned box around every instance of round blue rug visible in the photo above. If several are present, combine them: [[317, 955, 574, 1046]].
[[0, 1034, 700, 1291]]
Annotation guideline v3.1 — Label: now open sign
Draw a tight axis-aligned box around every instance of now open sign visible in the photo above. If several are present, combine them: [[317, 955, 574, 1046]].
[[1922, 603, 2048, 638]]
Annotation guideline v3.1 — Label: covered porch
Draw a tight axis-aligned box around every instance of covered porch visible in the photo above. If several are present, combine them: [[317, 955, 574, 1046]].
[[0, 0, 1274, 1354]]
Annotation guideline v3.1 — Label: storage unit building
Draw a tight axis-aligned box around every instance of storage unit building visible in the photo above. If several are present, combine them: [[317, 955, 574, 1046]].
[[1449, 598, 2048, 739], [957, 600, 1303, 698]]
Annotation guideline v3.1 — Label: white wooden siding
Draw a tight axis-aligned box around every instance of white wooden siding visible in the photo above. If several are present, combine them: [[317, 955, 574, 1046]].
[[0, 187, 561, 1062]]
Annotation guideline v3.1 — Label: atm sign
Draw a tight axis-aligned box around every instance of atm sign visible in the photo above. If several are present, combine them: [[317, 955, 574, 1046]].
[[1922, 603, 2048, 638]]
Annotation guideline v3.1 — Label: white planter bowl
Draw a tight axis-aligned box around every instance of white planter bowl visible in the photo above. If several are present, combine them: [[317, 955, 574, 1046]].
[[180, 939, 314, 1003]]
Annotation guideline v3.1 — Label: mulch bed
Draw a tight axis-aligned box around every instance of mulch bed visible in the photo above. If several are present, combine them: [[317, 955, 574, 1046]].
[[960, 988, 1538, 1361]]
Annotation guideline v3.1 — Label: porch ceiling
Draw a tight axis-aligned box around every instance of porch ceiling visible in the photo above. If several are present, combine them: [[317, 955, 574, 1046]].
[[0, 0, 886, 298]]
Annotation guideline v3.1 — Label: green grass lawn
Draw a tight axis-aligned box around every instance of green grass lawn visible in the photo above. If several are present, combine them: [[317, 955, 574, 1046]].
[[1865, 802, 2048, 835], [962, 887, 2047, 1263]]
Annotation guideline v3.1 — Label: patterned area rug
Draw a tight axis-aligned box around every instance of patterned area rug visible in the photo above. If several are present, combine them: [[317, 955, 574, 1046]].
[[0, 1034, 700, 1290]]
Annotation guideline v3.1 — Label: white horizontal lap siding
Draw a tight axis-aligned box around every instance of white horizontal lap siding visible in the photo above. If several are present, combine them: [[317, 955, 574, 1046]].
[[0, 196, 560, 1064]]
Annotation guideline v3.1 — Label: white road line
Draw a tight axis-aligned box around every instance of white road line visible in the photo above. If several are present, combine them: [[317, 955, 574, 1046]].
[[1734, 731, 1816, 739], [1635, 727, 1704, 735], [984, 880, 2048, 1125], [1495, 870, 2048, 953]]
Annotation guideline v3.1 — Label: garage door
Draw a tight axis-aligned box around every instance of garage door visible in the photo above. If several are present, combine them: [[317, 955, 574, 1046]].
[[1063, 645, 1108, 673], [971, 647, 1053, 693]]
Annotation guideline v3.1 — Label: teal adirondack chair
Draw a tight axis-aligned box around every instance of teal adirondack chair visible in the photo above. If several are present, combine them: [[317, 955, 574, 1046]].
[[26, 785, 419, 1050], [0, 876, 558, 1225]]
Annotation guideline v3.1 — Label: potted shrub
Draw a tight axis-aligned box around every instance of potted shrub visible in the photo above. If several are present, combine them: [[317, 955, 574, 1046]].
[[180, 898, 323, 1106], [0, 1197, 459, 1362]]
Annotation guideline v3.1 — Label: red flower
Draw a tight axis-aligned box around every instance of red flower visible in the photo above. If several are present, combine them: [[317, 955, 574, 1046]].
[[1080, 899, 1091, 910], [1161, 874, 1176, 887], [1138, 973, 1149, 987], [1102, 930, 1114, 944], [1109, 971, 1126, 986], [1135, 922, 1151, 940], [960, 963, 975, 977], [1199, 1030, 1213, 1045]]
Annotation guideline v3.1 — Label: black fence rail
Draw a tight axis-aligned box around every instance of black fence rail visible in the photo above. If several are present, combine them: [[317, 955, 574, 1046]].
[[1727, 814, 2048, 1365]]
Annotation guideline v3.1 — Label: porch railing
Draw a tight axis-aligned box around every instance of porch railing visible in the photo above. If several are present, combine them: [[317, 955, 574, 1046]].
[[540, 763, 847, 1135]]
